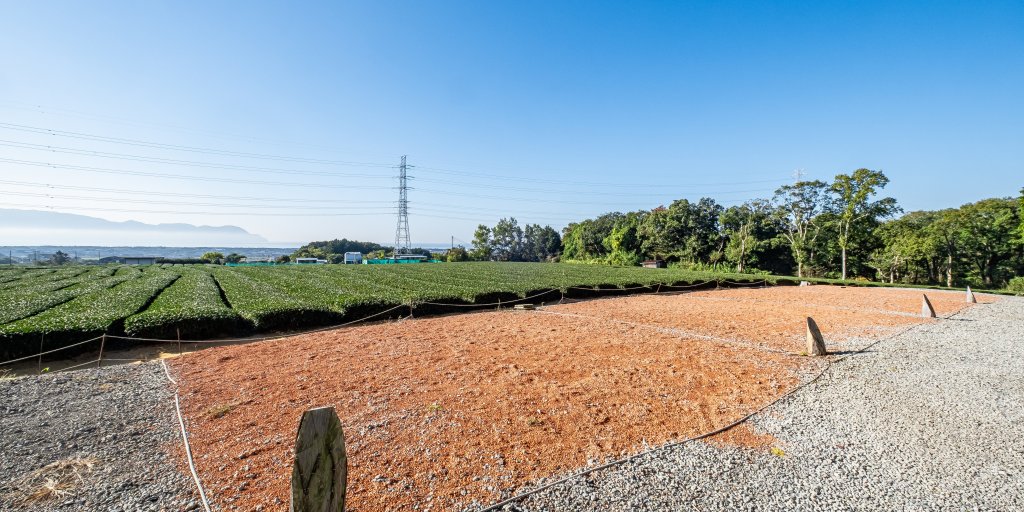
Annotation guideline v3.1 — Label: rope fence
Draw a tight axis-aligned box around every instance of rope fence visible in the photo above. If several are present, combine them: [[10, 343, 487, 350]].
[[0, 278, 954, 371]]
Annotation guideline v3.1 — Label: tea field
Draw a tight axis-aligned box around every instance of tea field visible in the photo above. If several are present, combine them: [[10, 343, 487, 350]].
[[0, 262, 769, 359]]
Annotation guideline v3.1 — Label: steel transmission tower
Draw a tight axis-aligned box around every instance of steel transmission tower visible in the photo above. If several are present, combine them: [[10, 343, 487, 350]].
[[393, 155, 412, 257]]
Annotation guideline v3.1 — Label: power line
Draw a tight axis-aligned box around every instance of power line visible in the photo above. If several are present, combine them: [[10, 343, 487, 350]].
[[0, 158, 394, 190], [0, 179, 396, 204], [0, 202, 392, 217], [0, 120, 792, 190], [0, 122, 396, 168], [0, 140, 393, 178], [0, 190, 399, 211]]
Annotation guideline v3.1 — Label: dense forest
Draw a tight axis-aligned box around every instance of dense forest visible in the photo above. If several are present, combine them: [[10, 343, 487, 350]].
[[469, 169, 1024, 289]]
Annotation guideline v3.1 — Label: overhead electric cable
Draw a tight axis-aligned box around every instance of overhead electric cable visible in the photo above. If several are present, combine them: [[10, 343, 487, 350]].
[[0, 158, 394, 190], [0, 140, 393, 178]]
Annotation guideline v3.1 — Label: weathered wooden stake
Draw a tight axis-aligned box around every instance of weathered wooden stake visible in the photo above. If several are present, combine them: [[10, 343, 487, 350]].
[[921, 294, 936, 318], [37, 333, 45, 373], [97, 334, 106, 368], [966, 286, 976, 304], [291, 406, 347, 512], [177, 328, 182, 356], [806, 317, 827, 356]]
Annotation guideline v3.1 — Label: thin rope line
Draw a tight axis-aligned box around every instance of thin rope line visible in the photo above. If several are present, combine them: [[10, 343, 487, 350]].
[[0, 336, 102, 367], [418, 288, 558, 307], [534, 309, 796, 357], [162, 358, 211, 512], [106, 303, 408, 343], [174, 394, 213, 512]]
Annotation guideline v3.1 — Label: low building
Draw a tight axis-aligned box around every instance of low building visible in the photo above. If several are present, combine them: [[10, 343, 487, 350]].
[[642, 260, 666, 269], [123, 256, 158, 265]]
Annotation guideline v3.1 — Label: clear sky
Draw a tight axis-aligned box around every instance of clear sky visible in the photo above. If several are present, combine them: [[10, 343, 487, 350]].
[[1, 0, 1021, 246]]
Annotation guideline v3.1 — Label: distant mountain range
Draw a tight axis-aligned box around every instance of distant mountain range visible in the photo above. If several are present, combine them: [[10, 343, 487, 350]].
[[0, 208, 270, 246]]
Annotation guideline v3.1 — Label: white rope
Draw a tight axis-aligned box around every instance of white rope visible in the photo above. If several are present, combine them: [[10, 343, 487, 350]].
[[0, 336, 102, 367], [162, 359, 211, 512]]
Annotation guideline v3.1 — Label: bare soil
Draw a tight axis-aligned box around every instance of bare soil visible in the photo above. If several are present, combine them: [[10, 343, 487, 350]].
[[169, 286, 980, 511]]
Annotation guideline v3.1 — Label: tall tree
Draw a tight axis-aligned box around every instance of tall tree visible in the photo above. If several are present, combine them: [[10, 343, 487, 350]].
[[603, 211, 646, 266], [491, 217, 525, 261], [561, 212, 624, 261], [830, 169, 901, 280], [720, 199, 779, 273], [638, 198, 722, 264], [926, 209, 962, 287], [956, 198, 1019, 286], [772, 180, 832, 278], [469, 225, 492, 261]]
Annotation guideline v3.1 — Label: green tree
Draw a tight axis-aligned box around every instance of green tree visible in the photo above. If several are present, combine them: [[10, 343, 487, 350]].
[[491, 217, 525, 261], [446, 245, 469, 262], [869, 211, 940, 283], [562, 212, 624, 261], [773, 180, 832, 278], [956, 198, 1019, 286], [1018, 187, 1024, 244], [831, 169, 901, 280], [225, 253, 244, 264], [637, 198, 722, 264], [720, 199, 778, 273], [201, 251, 225, 264], [602, 211, 645, 266], [523, 224, 562, 262], [469, 225, 492, 261], [49, 251, 71, 266], [926, 209, 962, 287]]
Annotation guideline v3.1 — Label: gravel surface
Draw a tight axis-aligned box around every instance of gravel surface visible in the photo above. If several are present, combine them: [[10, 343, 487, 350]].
[[507, 296, 1024, 511], [0, 362, 200, 511]]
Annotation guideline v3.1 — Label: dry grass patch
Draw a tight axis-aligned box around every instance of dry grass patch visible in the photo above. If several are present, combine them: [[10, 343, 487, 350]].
[[3, 456, 100, 506]]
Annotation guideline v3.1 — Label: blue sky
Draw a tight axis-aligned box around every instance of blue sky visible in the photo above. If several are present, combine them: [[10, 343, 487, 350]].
[[0, 1, 1021, 246]]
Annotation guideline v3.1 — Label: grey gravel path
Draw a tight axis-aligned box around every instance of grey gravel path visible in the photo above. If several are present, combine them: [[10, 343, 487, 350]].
[[506, 297, 1024, 511], [0, 362, 199, 511]]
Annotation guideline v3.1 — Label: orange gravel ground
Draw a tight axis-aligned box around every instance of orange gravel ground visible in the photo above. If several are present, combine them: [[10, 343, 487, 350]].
[[169, 286, 978, 511], [550, 286, 980, 353]]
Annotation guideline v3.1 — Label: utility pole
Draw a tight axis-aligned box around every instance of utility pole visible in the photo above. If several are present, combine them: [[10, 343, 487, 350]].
[[393, 155, 412, 259], [792, 169, 806, 184]]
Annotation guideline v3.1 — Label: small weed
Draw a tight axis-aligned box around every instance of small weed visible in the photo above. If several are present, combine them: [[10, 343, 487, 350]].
[[770, 446, 786, 457], [525, 416, 544, 427], [206, 402, 238, 419], [425, 402, 444, 414]]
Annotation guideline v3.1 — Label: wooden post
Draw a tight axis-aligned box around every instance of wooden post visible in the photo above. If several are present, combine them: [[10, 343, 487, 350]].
[[37, 334, 45, 374], [966, 286, 976, 304], [291, 407, 347, 512], [806, 317, 827, 356], [921, 294, 936, 318], [97, 334, 107, 368], [177, 328, 183, 356]]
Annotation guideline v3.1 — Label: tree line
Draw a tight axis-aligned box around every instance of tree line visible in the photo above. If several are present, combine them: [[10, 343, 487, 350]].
[[468, 169, 1024, 288]]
